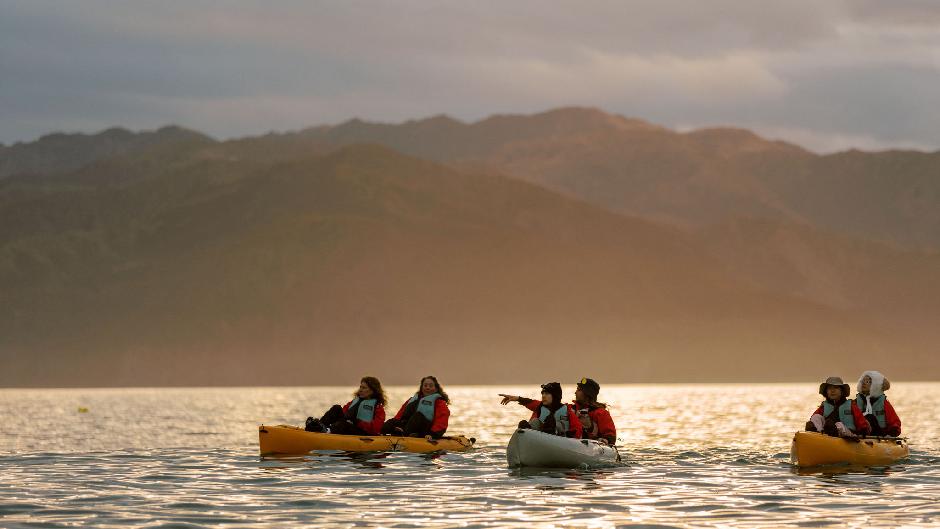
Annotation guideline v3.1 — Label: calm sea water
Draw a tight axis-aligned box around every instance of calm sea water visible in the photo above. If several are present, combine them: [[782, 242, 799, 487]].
[[2, 383, 939, 528]]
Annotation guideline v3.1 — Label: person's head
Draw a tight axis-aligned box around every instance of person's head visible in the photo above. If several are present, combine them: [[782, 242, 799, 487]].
[[356, 376, 387, 407], [857, 371, 889, 397], [540, 382, 562, 407], [417, 375, 450, 403], [818, 376, 849, 401], [575, 377, 600, 405]]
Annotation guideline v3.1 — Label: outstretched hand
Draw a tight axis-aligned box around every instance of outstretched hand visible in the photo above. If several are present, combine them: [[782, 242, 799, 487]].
[[498, 394, 518, 405]]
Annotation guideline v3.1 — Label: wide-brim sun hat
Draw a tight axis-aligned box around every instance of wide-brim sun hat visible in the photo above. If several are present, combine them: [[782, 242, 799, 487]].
[[818, 376, 851, 398]]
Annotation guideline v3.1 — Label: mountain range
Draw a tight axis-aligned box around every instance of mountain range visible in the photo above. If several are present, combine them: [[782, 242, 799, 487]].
[[1, 108, 937, 386]]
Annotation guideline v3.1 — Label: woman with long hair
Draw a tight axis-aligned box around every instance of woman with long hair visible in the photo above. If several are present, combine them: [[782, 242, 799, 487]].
[[381, 375, 451, 438], [305, 376, 387, 435]]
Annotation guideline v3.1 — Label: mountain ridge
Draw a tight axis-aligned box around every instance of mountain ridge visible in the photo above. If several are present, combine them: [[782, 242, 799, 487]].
[[3, 109, 939, 385], [10, 107, 935, 248], [4, 142, 936, 386]]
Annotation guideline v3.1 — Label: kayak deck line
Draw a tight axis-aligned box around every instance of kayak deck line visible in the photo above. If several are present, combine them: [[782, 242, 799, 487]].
[[258, 424, 475, 455]]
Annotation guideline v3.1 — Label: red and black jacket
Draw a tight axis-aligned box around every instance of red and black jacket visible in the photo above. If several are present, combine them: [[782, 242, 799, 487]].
[[342, 399, 385, 435], [518, 398, 583, 438], [392, 396, 450, 436], [572, 401, 616, 445], [810, 399, 871, 435]]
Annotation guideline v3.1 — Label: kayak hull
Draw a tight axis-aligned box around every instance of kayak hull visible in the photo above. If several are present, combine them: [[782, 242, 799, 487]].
[[259, 424, 474, 455], [790, 431, 909, 467], [507, 428, 621, 468]]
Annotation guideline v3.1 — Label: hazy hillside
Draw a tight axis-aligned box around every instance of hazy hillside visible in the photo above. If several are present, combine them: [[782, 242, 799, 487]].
[[0, 126, 213, 179], [272, 107, 940, 249], [7, 108, 937, 247], [699, 217, 940, 315], [748, 149, 940, 250], [4, 142, 934, 386], [3, 109, 939, 386]]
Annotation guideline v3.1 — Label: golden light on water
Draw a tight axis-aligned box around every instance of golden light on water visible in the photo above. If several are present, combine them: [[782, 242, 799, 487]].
[[1, 384, 936, 527]]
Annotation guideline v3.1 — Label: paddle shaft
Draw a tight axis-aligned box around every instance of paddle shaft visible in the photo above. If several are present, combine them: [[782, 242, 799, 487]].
[[859, 435, 908, 441]]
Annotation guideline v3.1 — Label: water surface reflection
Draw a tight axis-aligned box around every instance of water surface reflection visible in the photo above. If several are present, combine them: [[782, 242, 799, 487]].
[[1, 383, 937, 527]]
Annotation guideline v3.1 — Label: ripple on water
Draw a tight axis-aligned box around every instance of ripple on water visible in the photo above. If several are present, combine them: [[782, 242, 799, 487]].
[[0, 502, 47, 514], [1, 385, 940, 528]]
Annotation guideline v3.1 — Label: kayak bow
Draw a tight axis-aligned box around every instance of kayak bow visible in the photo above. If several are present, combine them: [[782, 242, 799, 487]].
[[790, 431, 909, 467], [507, 428, 621, 468]]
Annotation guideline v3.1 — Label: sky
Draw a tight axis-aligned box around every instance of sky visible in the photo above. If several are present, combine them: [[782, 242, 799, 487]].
[[2, 0, 940, 153]]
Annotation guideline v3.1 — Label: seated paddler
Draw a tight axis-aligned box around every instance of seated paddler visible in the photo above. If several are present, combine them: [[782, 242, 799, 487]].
[[572, 377, 616, 445], [381, 375, 451, 438], [855, 370, 902, 437], [805, 376, 870, 438], [305, 376, 387, 435], [499, 382, 582, 438]]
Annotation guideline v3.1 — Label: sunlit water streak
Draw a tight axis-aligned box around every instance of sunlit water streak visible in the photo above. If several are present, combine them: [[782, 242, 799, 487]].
[[2, 384, 939, 528]]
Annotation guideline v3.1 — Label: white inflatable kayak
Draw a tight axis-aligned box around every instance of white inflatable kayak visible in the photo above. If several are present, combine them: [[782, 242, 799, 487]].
[[507, 428, 621, 468]]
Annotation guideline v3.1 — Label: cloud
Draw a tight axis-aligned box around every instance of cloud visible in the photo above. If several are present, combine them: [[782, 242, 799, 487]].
[[1, 0, 939, 152], [844, 0, 940, 27]]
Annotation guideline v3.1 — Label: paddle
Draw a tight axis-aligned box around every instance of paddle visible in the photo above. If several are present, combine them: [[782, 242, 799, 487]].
[[842, 435, 908, 444]]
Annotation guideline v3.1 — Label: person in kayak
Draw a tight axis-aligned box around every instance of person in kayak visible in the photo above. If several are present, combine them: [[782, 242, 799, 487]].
[[855, 371, 902, 437], [499, 382, 582, 438], [305, 376, 387, 435], [380, 375, 451, 438], [805, 376, 871, 438], [572, 377, 616, 445]]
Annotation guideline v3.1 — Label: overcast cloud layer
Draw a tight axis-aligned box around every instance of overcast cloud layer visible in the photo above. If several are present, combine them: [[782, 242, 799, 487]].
[[2, 0, 939, 152]]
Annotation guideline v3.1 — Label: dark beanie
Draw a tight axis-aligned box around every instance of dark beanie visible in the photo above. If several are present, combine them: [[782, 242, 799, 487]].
[[540, 382, 563, 406], [577, 377, 600, 401]]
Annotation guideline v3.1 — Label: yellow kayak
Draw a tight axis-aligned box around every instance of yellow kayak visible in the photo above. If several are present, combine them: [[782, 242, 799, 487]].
[[790, 431, 909, 467], [259, 424, 475, 455]]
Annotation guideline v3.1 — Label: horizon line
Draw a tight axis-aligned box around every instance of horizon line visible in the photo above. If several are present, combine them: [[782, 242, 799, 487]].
[[4, 106, 939, 157]]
